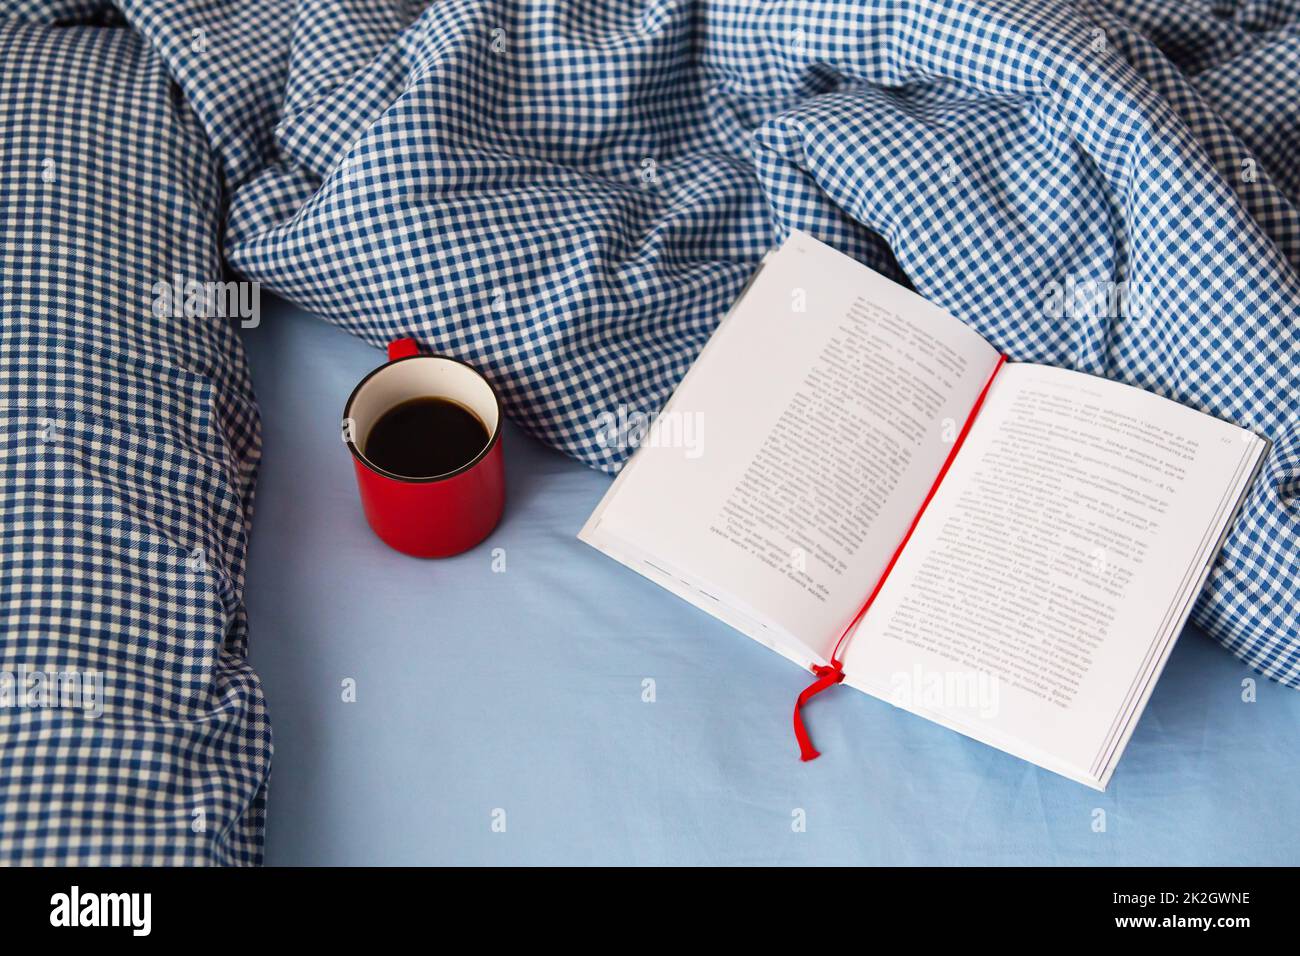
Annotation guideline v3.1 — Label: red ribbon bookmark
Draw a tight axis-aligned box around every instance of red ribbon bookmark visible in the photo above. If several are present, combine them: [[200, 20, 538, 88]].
[[794, 661, 846, 761], [793, 354, 1007, 762]]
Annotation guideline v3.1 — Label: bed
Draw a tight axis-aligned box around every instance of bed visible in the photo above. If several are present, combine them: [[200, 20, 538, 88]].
[[1, 0, 1298, 865]]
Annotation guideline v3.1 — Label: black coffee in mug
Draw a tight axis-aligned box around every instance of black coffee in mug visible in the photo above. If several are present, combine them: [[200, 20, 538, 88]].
[[364, 396, 490, 478]]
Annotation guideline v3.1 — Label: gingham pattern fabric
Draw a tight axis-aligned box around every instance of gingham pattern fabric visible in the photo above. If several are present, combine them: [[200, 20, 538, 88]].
[[0, 18, 269, 864], [127, 0, 1300, 680], [0, 0, 1296, 865]]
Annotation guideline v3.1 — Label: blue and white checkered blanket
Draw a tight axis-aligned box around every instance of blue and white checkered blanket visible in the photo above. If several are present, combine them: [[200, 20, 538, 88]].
[[2, 0, 1297, 863]]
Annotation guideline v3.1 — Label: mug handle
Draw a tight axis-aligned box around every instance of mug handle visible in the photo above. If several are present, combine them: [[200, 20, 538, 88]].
[[388, 337, 420, 361]]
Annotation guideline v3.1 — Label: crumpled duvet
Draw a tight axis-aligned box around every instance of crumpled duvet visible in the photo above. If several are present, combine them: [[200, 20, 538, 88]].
[[176, 0, 1300, 682], [1, 0, 1296, 861], [18, 0, 1300, 675]]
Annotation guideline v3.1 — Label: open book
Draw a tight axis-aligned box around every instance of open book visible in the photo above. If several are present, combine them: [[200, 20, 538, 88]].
[[580, 231, 1268, 789]]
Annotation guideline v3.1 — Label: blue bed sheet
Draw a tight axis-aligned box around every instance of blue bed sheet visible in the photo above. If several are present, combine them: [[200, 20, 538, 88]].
[[242, 298, 1300, 866]]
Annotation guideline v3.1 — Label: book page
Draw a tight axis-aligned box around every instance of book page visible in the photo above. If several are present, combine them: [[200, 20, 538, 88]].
[[580, 231, 1001, 663], [843, 363, 1266, 784]]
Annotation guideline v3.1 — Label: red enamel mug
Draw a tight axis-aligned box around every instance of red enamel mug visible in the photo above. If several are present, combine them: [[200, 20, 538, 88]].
[[343, 338, 505, 557]]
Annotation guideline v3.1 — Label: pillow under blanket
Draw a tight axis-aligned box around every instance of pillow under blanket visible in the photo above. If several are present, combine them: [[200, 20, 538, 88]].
[[0, 19, 269, 865]]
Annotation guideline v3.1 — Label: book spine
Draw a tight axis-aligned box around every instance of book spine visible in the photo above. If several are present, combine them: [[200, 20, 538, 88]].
[[792, 353, 1008, 761]]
